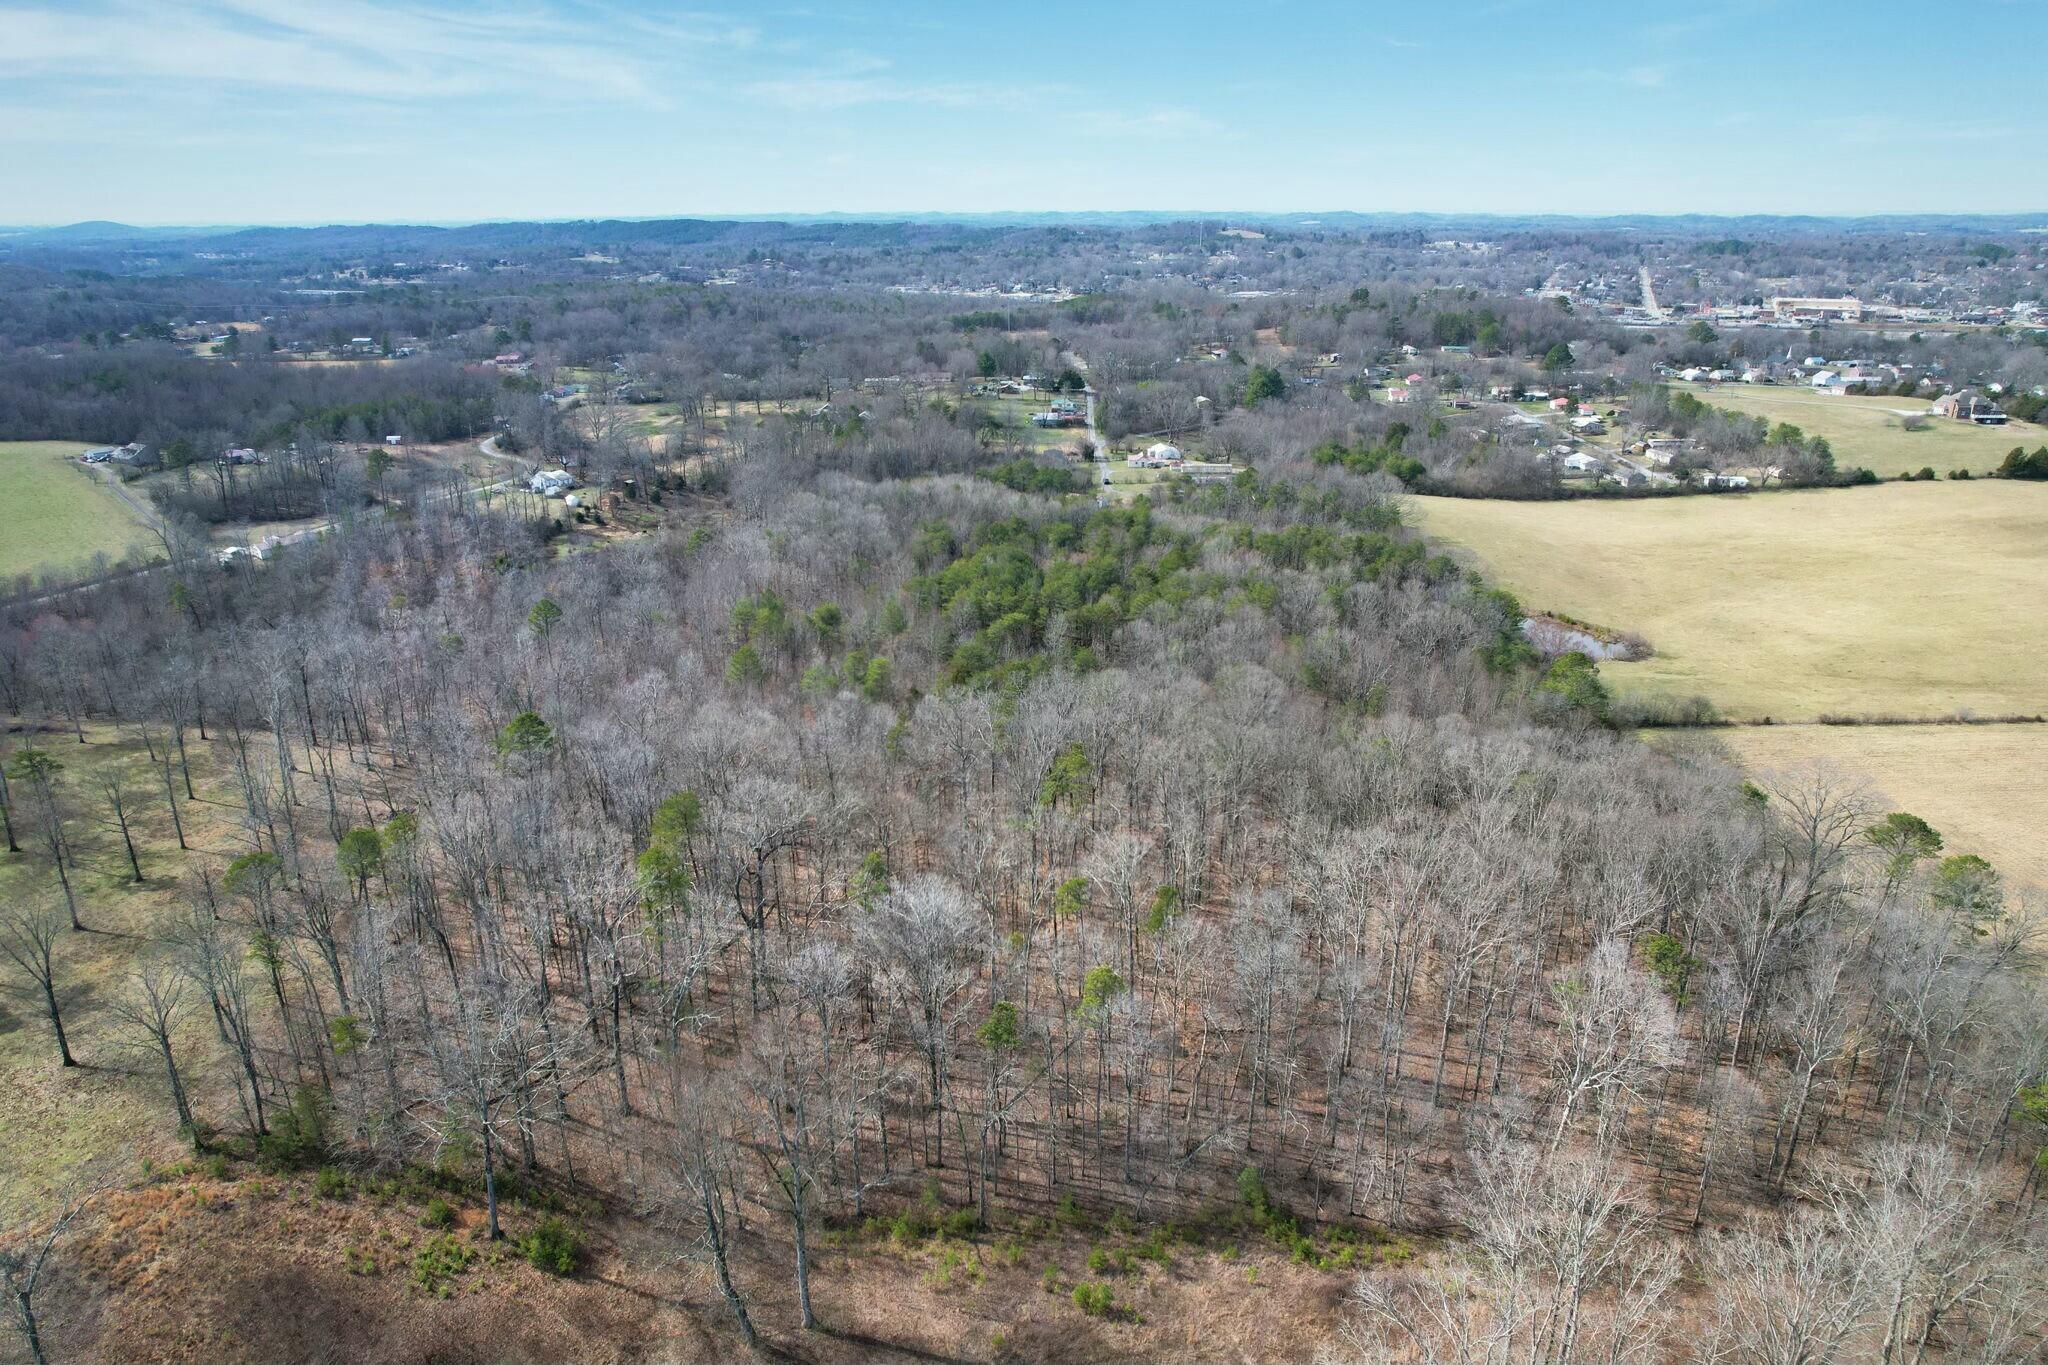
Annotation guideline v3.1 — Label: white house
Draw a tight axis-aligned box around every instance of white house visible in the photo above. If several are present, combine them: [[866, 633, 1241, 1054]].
[[1130, 443, 1182, 468], [1560, 452, 1604, 474], [529, 469, 577, 496]]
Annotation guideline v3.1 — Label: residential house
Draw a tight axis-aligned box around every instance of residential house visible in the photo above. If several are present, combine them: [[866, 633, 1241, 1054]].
[[529, 469, 578, 496], [1641, 438, 1693, 468], [1932, 392, 2007, 425]]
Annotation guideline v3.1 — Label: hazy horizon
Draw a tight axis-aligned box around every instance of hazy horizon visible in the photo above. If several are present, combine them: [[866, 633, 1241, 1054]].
[[12, 208, 2048, 235], [4, 0, 2044, 225]]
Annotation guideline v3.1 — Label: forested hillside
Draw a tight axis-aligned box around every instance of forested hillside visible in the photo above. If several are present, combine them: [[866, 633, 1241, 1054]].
[[3, 384, 2044, 1361], [2, 217, 2046, 1363]]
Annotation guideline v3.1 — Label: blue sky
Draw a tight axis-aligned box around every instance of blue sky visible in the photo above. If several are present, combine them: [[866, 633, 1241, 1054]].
[[2, 0, 2042, 225]]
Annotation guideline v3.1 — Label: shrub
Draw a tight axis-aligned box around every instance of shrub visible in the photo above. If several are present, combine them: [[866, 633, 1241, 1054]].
[[314, 1165, 351, 1199], [1237, 1165, 1270, 1216], [411, 1234, 474, 1297], [519, 1217, 584, 1275], [890, 1209, 934, 1245], [1072, 1281, 1115, 1317], [257, 1089, 329, 1169], [420, 1197, 457, 1230], [929, 1244, 983, 1289], [940, 1207, 981, 1238], [1040, 1265, 1064, 1294]]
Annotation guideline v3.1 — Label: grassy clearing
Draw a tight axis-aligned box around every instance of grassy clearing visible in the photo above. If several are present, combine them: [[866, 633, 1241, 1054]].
[[0, 726, 243, 1222], [1675, 383, 2046, 478], [0, 442, 157, 581], [968, 391, 1090, 452], [1659, 724, 2048, 894], [1411, 481, 2048, 721]]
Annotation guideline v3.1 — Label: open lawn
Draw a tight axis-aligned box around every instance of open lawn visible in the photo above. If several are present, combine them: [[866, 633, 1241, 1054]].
[[968, 391, 1089, 453], [0, 442, 158, 582], [1660, 724, 2048, 895], [1676, 382, 2046, 478], [1411, 481, 2048, 721]]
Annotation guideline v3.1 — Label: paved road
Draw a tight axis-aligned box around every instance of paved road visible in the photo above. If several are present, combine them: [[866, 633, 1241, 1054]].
[[1084, 388, 1113, 504], [1639, 266, 1665, 321]]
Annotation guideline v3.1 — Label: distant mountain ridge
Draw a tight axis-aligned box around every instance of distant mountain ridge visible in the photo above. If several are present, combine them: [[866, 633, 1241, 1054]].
[[4, 210, 2045, 256]]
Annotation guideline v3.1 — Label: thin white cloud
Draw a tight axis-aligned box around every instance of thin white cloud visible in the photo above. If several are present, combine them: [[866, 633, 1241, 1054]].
[[0, 0, 693, 105], [1813, 115, 2015, 146], [1069, 107, 1226, 141], [743, 74, 991, 111]]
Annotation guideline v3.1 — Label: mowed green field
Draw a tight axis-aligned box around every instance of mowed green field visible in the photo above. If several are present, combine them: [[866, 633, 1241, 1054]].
[[1411, 482, 2048, 721], [1676, 382, 2046, 478], [0, 442, 156, 581]]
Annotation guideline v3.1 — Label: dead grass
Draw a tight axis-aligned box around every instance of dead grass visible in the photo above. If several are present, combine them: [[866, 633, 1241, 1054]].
[[35, 1163, 1360, 1364], [1663, 723, 2048, 895], [1675, 382, 2047, 479], [1411, 481, 2048, 721], [0, 723, 250, 1223]]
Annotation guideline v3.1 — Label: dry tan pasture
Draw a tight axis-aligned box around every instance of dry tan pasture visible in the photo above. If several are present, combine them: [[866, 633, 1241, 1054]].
[[1411, 482, 2048, 722], [1660, 723, 2048, 894], [1675, 382, 2047, 478]]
